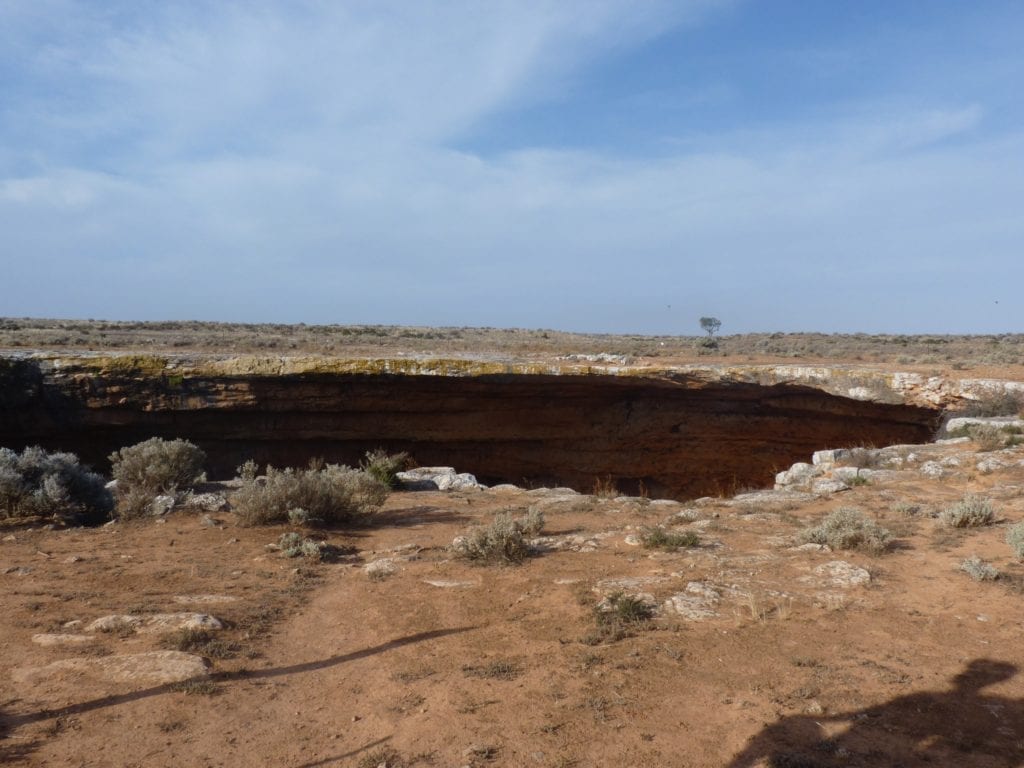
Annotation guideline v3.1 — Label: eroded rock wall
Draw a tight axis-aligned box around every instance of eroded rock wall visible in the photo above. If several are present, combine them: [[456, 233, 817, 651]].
[[0, 356, 941, 499]]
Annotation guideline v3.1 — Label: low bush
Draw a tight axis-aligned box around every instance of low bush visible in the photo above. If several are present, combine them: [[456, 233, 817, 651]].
[[640, 527, 700, 550], [1006, 522, 1024, 559], [962, 389, 1024, 417], [0, 446, 112, 525], [959, 556, 1000, 582], [969, 424, 1005, 452], [451, 508, 545, 564], [583, 592, 655, 645], [360, 449, 411, 489], [109, 437, 206, 519], [231, 462, 388, 526], [799, 507, 892, 553], [940, 495, 995, 528]]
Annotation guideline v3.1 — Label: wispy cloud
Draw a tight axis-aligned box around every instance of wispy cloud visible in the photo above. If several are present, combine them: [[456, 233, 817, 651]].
[[1, 1, 1021, 333]]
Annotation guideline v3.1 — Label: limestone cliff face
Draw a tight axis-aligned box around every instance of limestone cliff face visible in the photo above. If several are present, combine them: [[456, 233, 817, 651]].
[[0, 354, 949, 499]]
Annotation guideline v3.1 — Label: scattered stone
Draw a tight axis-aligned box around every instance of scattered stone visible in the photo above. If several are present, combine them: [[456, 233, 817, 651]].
[[2, 534, 16, 543], [946, 416, 1024, 433], [809, 561, 870, 588], [31, 633, 95, 647], [151, 495, 176, 516], [63, 555, 83, 564], [775, 462, 823, 490], [12, 651, 209, 685], [595, 575, 670, 593], [811, 479, 849, 496], [920, 461, 946, 479], [172, 594, 239, 605], [664, 582, 721, 620], [3, 566, 32, 576], [422, 579, 477, 588], [623, 534, 641, 546], [363, 558, 399, 578], [396, 467, 482, 491], [185, 492, 229, 512], [86, 613, 223, 634], [977, 457, 1007, 474]]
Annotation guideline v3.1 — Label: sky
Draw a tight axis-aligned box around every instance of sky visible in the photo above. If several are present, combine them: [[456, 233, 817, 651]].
[[1, 0, 1022, 335]]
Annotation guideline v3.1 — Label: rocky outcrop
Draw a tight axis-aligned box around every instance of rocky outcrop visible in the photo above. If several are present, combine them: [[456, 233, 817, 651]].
[[0, 353, 946, 500]]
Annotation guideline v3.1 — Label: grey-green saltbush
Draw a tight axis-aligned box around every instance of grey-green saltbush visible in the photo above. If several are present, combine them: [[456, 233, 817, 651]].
[[109, 437, 206, 519], [959, 556, 999, 581], [799, 507, 892, 554], [232, 462, 388, 526], [940, 495, 995, 528], [1006, 522, 1024, 559], [0, 446, 112, 525], [452, 507, 545, 564]]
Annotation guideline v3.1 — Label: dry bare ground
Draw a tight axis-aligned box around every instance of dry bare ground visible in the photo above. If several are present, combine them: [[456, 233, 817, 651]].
[[3, 432, 1024, 766]]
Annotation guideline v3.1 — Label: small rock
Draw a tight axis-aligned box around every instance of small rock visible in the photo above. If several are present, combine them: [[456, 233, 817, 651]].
[[422, 579, 476, 588], [63, 555, 83, 564], [3, 566, 32, 576], [811, 561, 870, 588], [32, 633, 95, 647], [12, 651, 209, 685], [363, 559, 398, 578]]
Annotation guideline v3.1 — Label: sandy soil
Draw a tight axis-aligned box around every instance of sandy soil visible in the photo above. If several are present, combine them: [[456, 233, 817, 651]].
[[3, 434, 1024, 767]]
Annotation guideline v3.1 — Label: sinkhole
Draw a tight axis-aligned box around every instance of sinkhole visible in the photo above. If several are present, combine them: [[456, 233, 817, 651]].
[[0, 359, 943, 500]]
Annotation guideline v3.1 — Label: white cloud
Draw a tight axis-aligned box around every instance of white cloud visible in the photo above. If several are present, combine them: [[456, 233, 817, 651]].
[[0, 1, 1021, 333]]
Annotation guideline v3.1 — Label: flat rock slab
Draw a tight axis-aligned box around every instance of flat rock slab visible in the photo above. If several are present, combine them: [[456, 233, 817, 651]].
[[422, 579, 477, 588], [12, 651, 209, 685], [803, 561, 871, 588], [31, 633, 96, 647], [663, 581, 722, 620], [173, 594, 239, 605], [86, 613, 224, 634]]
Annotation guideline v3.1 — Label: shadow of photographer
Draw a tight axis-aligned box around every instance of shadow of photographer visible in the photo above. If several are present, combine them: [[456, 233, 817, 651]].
[[727, 659, 1024, 767]]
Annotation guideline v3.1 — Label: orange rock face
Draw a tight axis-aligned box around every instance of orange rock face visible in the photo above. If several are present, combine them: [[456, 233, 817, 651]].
[[0, 359, 941, 499]]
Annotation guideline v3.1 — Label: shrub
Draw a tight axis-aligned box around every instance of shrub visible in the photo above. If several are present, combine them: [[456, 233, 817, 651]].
[[451, 508, 544, 564], [640, 527, 700, 550], [0, 446, 112, 525], [962, 388, 1024, 417], [359, 449, 411, 489], [1006, 522, 1024, 559], [109, 438, 206, 519], [232, 462, 387, 526], [969, 424, 1005, 452], [940, 495, 995, 528], [959, 556, 1000, 582], [583, 592, 655, 645], [799, 507, 892, 553]]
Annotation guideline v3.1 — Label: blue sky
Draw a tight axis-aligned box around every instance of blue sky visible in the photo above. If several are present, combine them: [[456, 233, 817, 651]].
[[1, 1, 1022, 334]]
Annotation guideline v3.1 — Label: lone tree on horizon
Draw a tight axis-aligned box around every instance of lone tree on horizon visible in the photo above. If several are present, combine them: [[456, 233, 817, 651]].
[[699, 316, 721, 339]]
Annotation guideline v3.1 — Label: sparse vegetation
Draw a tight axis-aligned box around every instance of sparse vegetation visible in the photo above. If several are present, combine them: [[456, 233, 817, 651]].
[[161, 628, 239, 659], [961, 388, 1024, 417], [231, 461, 388, 526], [940, 494, 995, 528], [959, 556, 1000, 582], [969, 424, 1005, 452], [639, 527, 700, 550], [109, 437, 206, 519], [799, 507, 893, 553], [462, 659, 522, 680], [1006, 522, 1024, 559], [360, 448, 411, 489], [169, 679, 219, 696], [0, 446, 112, 525], [451, 508, 544, 564], [583, 592, 655, 645]]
